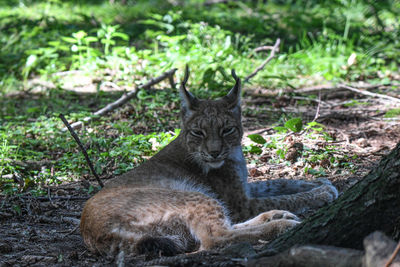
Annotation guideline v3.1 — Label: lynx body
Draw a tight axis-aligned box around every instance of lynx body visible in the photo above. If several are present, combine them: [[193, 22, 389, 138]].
[[80, 68, 338, 257]]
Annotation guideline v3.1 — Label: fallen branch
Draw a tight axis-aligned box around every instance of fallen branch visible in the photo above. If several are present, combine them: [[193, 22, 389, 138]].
[[338, 83, 400, 104], [253, 45, 276, 53], [3, 159, 52, 170], [248, 244, 363, 267], [20, 195, 90, 201], [293, 83, 385, 95], [64, 68, 177, 131], [290, 96, 332, 107], [249, 231, 400, 267], [244, 39, 280, 84], [59, 113, 104, 188]]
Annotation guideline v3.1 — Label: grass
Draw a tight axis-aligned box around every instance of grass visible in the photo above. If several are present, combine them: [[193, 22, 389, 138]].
[[0, 0, 399, 195]]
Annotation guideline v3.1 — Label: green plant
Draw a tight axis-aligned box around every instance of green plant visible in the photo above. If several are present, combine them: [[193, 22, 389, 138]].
[[0, 132, 17, 178], [384, 108, 400, 118], [62, 30, 100, 67]]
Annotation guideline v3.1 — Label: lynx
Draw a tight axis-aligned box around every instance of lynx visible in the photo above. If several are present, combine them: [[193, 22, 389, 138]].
[[80, 67, 338, 258]]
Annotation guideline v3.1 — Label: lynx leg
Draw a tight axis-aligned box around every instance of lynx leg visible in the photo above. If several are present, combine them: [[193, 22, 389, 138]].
[[183, 203, 300, 250], [81, 187, 300, 256], [198, 219, 300, 250], [232, 210, 300, 229]]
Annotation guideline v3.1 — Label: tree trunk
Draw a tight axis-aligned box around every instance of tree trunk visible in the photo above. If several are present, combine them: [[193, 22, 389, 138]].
[[260, 142, 400, 254]]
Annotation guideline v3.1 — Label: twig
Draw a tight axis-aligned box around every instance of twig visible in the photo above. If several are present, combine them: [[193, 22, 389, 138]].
[[312, 92, 322, 122], [246, 127, 274, 136], [294, 83, 389, 95], [62, 216, 81, 225], [328, 98, 372, 108], [47, 187, 56, 208], [4, 159, 52, 169], [64, 68, 177, 131], [62, 225, 80, 237], [59, 113, 104, 188], [253, 45, 276, 53], [20, 195, 90, 201], [52, 70, 85, 77], [168, 74, 176, 89], [385, 241, 400, 267], [204, 0, 230, 6], [100, 81, 122, 91], [291, 96, 331, 107], [338, 84, 400, 103], [244, 39, 280, 84]]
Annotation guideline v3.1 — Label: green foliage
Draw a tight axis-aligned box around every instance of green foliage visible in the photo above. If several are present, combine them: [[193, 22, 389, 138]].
[[1, 0, 398, 194], [0, 87, 180, 195], [0, 132, 18, 179], [284, 118, 303, 133], [1, 0, 399, 92], [245, 116, 347, 176], [384, 108, 400, 118], [243, 144, 263, 155], [248, 134, 266, 145]]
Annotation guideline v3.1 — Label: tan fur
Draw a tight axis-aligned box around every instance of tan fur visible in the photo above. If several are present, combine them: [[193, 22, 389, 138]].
[[80, 68, 338, 257]]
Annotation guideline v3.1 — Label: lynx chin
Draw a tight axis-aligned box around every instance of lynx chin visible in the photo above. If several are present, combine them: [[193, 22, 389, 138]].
[[80, 66, 338, 258]]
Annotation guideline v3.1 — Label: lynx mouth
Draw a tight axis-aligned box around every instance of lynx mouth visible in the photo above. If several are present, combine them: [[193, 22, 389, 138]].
[[205, 160, 225, 169]]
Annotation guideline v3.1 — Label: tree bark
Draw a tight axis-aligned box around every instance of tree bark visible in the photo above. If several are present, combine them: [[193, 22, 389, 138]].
[[249, 244, 363, 267], [259, 142, 400, 254]]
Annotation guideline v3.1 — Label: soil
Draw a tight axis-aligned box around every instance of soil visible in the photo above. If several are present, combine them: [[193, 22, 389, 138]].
[[1, 86, 400, 266]]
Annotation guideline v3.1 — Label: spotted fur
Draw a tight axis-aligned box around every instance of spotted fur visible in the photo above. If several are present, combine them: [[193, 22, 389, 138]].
[[80, 67, 337, 258]]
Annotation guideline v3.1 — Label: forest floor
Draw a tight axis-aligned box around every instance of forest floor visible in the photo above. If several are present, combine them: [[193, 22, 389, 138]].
[[1, 86, 400, 267]]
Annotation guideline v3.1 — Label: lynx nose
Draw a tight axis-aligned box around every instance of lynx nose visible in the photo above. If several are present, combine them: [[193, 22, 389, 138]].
[[209, 151, 220, 159]]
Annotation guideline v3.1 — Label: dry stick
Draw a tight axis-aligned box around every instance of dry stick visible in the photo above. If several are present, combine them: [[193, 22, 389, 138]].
[[64, 68, 177, 131], [59, 114, 104, 188], [312, 92, 322, 122], [385, 241, 400, 267], [243, 38, 280, 84], [20, 195, 90, 201], [338, 84, 400, 103], [293, 83, 387, 95], [253, 45, 275, 53], [291, 96, 331, 107]]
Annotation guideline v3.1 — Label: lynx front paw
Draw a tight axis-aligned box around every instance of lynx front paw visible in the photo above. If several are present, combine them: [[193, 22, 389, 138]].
[[268, 210, 299, 221], [256, 219, 300, 242], [271, 218, 300, 236], [233, 210, 300, 229]]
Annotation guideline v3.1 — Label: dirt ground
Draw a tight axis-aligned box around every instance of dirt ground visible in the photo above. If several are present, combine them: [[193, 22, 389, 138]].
[[1, 88, 400, 266]]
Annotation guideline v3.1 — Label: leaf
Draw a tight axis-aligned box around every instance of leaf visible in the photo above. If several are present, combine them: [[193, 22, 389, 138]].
[[276, 148, 286, 159], [285, 118, 303, 133], [61, 36, 77, 43], [112, 32, 129, 41], [73, 30, 87, 40], [273, 126, 288, 133], [84, 36, 99, 43], [87, 185, 94, 194], [25, 55, 37, 67], [248, 145, 262, 154], [248, 134, 266, 144]]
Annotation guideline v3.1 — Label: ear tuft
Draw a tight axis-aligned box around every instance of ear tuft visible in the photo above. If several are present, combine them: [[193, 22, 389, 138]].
[[180, 65, 198, 118], [224, 69, 241, 109]]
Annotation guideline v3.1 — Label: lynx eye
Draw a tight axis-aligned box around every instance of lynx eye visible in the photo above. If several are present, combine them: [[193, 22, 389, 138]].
[[190, 129, 205, 137], [222, 127, 235, 136]]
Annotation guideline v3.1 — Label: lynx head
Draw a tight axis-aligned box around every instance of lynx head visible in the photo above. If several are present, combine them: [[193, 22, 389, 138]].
[[179, 66, 243, 173]]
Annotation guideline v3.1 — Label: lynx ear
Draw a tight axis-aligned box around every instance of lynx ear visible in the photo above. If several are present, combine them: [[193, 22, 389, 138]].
[[224, 69, 241, 110], [180, 65, 198, 117]]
